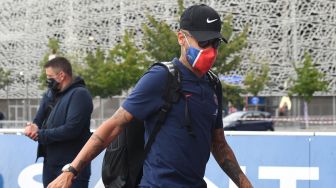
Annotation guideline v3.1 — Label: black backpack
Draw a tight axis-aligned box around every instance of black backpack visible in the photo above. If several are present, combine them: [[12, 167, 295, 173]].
[[101, 62, 223, 188]]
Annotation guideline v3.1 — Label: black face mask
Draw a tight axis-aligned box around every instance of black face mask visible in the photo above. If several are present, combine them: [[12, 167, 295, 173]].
[[46, 78, 60, 93]]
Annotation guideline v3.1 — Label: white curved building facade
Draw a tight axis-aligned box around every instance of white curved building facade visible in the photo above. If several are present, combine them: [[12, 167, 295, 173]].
[[0, 0, 335, 121]]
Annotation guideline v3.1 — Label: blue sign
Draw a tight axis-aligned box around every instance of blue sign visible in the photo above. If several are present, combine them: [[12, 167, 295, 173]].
[[0, 135, 104, 188], [219, 75, 243, 85], [248, 96, 265, 105], [1, 134, 336, 188], [251, 97, 260, 105]]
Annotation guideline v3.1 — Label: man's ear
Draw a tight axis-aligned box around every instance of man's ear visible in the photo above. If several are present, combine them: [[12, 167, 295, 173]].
[[177, 31, 185, 46], [59, 71, 66, 81]]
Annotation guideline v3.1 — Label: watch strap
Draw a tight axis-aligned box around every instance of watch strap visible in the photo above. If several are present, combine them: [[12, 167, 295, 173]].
[[63, 164, 78, 176]]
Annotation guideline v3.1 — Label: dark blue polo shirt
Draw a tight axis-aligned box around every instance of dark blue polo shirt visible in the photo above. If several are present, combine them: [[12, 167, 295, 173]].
[[122, 58, 223, 188]]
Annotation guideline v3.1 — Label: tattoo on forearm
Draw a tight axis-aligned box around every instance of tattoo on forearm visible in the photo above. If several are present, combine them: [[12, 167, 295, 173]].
[[221, 158, 241, 185], [90, 134, 105, 157], [92, 133, 104, 144], [112, 108, 131, 124], [211, 130, 244, 187], [213, 142, 241, 186], [75, 108, 132, 174], [78, 134, 105, 171]]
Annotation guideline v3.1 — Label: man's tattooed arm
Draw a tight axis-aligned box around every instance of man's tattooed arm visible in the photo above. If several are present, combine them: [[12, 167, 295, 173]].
[[75, 134, 106, 171], [47, 107, 133, 188], [211, 128, 253, 188], [71, 107, 133, 172]]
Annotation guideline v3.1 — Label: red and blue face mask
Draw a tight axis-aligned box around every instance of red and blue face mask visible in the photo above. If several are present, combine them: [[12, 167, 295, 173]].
[[183, 34, 217, 75]]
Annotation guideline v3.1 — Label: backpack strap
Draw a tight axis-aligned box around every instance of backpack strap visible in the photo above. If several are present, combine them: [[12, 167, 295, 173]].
[[207, 69, 221, 90], [41, 89, 57, 129], [206, 70, 223, 126], [143, 61, 181, 156], [131, 61, 182, 186], [179, 69, 223, 137]]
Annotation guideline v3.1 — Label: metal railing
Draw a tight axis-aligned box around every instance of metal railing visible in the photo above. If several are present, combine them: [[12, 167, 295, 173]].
[[0, 120, 27, 129], [0, 120, 99, 134], [1, 116, 336, 135]]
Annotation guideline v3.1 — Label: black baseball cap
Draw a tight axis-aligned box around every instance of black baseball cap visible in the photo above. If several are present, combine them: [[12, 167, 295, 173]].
[[180, 4, 227, 43]]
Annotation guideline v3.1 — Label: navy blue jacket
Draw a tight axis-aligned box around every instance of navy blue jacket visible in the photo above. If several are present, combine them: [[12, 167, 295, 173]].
[[37, 77, 93, 166]]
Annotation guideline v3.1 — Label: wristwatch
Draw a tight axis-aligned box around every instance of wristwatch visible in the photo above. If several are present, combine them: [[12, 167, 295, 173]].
[[62, 164, 78, 177]]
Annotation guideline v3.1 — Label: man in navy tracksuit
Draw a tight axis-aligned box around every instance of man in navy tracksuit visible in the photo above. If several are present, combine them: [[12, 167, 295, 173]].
[[24, 57, 93, 188]]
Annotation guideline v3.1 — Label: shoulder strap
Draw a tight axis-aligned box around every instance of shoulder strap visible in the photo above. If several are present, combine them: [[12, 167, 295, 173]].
[[142, 61, 182, 158], [206, 70, 223, 125], [41, 90, 55, 129], [132, 62, 181, 185], [206, 69, 220, 90]]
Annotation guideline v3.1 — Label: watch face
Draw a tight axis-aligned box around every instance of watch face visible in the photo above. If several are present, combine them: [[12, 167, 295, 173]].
[[62, 164, 70, 171], [61, 164, 78, 176]]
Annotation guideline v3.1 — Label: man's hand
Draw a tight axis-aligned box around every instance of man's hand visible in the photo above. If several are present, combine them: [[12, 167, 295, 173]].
[[47, 172, 74, 188], [24, 122, 39, 141]]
